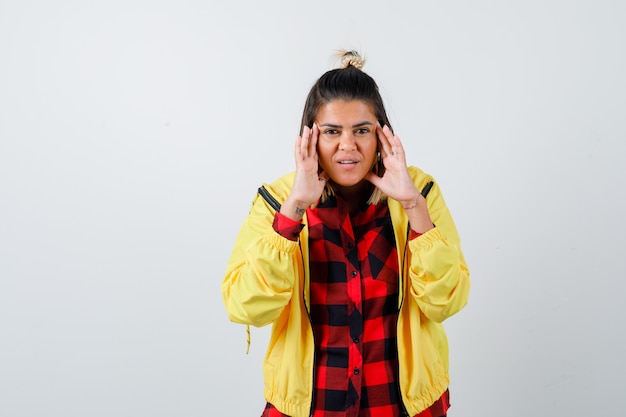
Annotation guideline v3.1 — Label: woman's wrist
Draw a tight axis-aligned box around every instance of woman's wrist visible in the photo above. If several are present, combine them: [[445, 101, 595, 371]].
[[280, 198, 308, 222], [400, 193, 423, 210], [401, 194, 434, 233], [402, 198, 419, 210]]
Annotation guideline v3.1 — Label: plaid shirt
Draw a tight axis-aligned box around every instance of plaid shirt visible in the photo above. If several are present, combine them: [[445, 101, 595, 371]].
[[265, 196, 450, 417]]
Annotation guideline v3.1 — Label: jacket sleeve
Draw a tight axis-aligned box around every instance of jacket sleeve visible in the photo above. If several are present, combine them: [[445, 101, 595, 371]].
[[221, 188, 301, 328], [407, 180, 470, 323]]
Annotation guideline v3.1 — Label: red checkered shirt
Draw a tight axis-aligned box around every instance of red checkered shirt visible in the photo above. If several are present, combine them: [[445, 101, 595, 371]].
[[265, 196, 450, 417]]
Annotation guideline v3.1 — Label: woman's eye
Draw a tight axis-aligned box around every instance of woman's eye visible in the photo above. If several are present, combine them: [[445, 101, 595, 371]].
[[356, 128, 370, 135], [324, 129, 339, 135]]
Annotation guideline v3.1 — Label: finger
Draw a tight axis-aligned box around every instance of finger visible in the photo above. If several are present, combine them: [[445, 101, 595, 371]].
[[300, 125, 311, 158], [364, 170, 382, 189], [384, 125, 401, 148], [381, 125, 404, 158], [295, 134, 302, 157], [376, 124, 392, 157], [309, 123, 319, 156]]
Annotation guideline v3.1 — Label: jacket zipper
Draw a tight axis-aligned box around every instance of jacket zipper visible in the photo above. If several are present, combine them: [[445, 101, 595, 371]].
[[258, 186, 282, 212], [397, 226, 411, 416], [299, 239, 317, 417], [397, 181, 433, 416]]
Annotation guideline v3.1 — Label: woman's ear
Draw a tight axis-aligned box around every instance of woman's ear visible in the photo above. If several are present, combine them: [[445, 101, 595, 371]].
[[375, 150, 385, 177]]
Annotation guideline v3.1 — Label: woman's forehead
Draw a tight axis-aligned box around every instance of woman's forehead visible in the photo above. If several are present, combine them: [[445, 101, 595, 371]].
[[316, 100, 376, 124]]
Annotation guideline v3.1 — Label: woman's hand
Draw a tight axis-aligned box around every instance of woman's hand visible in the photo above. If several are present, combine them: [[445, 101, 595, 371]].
[[280, 124, 328, 221], [366, 124, 419, 202], [366, 124, 434, 233]]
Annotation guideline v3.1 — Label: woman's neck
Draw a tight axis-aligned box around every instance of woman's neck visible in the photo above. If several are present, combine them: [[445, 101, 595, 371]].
[[333, 181, 372, 216]]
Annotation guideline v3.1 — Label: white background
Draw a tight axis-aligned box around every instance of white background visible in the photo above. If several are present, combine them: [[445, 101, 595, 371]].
[[1, 1, 625, 416]]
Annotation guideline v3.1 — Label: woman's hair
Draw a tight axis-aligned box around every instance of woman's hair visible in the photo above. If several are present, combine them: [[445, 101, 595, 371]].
[[301, 50, 392, 205]]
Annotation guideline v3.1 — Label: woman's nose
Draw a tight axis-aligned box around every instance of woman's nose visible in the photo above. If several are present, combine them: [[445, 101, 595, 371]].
[[338, 133, 356, 151]]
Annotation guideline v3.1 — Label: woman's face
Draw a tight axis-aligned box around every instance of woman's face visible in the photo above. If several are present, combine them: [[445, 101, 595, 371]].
[[315, 100, 378, 189]]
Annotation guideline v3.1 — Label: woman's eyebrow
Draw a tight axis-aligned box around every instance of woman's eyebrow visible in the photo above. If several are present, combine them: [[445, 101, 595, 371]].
[[318, 121, 374, 128]]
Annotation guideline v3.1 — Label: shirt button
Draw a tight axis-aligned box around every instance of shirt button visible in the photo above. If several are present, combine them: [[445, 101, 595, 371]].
[[353, 368, 360, 375], [351, 271, 357, 277], [352, 337, 359, 343]]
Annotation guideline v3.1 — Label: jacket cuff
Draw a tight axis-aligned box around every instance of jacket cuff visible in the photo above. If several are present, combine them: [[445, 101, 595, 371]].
[[273, 212, 305, 241], [411, 227, 445, 250]]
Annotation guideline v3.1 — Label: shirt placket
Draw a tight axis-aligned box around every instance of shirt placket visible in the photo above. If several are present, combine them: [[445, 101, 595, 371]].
[[342, 216, 363, 417]]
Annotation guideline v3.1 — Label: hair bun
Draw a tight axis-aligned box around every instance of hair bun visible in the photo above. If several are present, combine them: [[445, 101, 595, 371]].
[[338, 50, 365, 70]]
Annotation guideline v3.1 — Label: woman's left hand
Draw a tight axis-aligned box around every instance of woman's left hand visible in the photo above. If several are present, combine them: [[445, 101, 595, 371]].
[[365, 124, 421, 202], [365, 124, 434, 233]]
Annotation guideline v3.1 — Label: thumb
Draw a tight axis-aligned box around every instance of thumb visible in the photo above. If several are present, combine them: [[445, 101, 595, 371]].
[[364, 171, 382, 189]]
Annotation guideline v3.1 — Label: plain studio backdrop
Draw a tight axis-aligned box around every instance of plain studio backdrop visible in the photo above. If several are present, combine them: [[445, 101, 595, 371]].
[[1, 1, 625, 416]]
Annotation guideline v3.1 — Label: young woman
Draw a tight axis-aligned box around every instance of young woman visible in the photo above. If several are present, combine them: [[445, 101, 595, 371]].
[[222, 50, 470, 417]]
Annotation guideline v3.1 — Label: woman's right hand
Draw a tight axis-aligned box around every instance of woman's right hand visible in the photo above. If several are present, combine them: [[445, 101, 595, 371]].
[[280, 124, 328, 221]]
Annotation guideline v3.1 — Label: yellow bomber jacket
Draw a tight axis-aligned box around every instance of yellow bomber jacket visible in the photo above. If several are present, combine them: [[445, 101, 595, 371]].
[[221, 166, 470, 417]]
